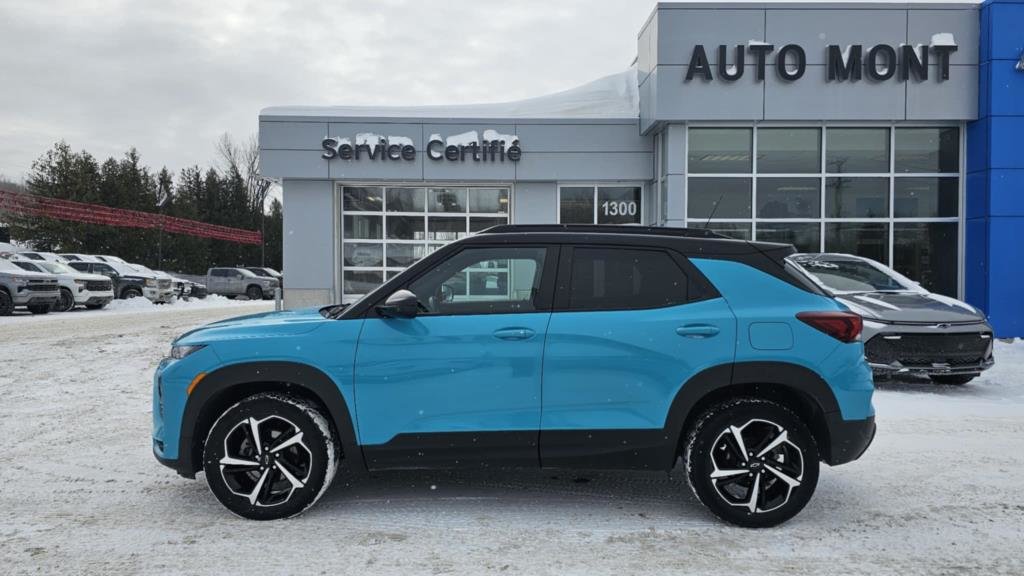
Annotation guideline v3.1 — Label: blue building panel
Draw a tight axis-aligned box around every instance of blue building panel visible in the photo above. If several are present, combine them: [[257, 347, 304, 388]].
[[989, 2, 1024, 60], [988, 217, 1024, 335], [989, 169, 1024, 216], [967, 0, 1024, 336], [966, 171, 989, 220], [965, 218, 989, 314]]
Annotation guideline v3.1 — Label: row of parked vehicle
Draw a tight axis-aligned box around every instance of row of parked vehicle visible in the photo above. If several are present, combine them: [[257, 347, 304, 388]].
[[0, 246, 282, 315]]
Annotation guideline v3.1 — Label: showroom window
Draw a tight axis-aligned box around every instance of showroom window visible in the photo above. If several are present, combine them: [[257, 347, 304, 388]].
[[558, 185, 643, 225], [685, 125, 961, 296], [339, 185, 510, 301]]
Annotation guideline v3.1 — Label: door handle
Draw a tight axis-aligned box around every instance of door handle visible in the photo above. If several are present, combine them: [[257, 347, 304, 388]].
[[493, 327, 535, 341], [676, 324, 720, 338]]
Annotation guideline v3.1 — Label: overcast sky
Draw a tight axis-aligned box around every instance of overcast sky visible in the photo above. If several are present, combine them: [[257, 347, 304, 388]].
[[0, 0, 653, 182]]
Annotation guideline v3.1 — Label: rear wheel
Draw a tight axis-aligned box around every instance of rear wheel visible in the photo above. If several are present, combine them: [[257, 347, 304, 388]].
[[685, 398, 819, 528], [246, 285, 263, 301], [57, 288, 76, 312], [203, 393, 340, 520], [929, 374, 977, 385]]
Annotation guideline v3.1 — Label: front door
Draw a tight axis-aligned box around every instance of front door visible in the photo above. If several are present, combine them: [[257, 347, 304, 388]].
[[540, 245, 736, 469], [354, 245, 558, 469]]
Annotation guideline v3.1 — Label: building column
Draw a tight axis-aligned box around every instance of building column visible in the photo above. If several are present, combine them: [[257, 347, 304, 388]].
[[966, 0, 1024, 337], [662, 124, 687, 227]]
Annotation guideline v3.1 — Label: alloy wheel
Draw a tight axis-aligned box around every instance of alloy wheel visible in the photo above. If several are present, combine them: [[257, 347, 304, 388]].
[[708, 418, 804, 514], [59, 290, 75, 312], [219, 415, 313, 507]]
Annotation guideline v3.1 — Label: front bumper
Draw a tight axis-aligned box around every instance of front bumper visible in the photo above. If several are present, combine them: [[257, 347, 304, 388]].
[[863, 321, 994, 377], [75, 289, 115, 305], [13, 291, 59, 306], [144, 287, 176, 303], [824, 414, 876, 466]]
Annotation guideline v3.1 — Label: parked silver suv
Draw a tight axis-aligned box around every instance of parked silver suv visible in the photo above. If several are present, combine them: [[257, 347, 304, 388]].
[[206, 267, 279, 300], [0, 258, 60, 315]]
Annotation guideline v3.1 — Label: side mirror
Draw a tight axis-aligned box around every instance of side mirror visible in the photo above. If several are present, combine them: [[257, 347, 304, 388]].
[[375, 289, 419, 319]]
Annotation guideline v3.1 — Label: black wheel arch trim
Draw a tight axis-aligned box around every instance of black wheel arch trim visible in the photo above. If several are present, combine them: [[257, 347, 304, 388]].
[[664, 361, 846, 469], [171, 361, 362, 478]]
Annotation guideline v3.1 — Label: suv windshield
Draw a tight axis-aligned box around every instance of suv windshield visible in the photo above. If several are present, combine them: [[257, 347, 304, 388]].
[[38, 261, 74, 275], [790, 256, 916, 294]]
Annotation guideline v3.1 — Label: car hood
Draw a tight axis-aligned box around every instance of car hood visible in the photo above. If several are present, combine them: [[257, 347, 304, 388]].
[[835, 292, 986, 324], [175, 307, 327, 344], [3, 269, 57, 281], [69, 272, 111, 282]]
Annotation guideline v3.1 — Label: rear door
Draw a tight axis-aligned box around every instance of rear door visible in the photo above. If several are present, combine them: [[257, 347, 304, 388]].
[[540, 245, 736, 469], [208, 269, 225, 294], [354, 244, 557, 469]]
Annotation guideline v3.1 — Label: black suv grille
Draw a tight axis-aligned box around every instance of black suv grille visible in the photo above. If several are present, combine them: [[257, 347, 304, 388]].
[[26, 282, 58, 292], [85, 280, 112, 291], [865, 332, 993, 367]]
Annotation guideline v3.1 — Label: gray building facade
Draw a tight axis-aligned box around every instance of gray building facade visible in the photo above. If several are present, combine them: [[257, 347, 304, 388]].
[[261, 1, 980, 311]]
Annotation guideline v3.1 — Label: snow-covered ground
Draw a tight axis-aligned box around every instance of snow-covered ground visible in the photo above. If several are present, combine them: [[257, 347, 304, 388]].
[[1, 305, 1022, 575]]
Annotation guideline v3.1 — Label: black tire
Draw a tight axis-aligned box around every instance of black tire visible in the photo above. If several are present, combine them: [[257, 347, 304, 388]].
[[57, 288, 76, 312], [246, 285, 263, 301], [929, 374, 977, 385], [121, 287, 142, 299], [86, 302, 108, 310], [27, 304, 51, 315], [203, 393, 340, 520], [0, 290, 13, 316], [685, 398, 819, 528]]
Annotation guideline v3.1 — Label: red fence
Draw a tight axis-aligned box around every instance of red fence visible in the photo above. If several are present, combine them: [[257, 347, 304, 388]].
[[0, 189, 262, 245]]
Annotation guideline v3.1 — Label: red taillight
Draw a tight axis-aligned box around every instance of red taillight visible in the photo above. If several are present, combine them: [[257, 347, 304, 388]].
[[796, 311, 863, 343]]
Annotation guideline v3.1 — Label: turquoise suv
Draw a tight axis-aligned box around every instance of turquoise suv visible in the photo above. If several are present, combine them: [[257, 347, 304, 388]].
[[153, 225, 875, 527]]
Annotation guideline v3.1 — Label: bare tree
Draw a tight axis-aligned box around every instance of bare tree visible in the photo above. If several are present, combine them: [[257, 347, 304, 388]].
[[215, 133, 271, 214]]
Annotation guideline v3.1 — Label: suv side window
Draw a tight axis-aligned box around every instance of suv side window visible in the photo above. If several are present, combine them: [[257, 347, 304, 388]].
[[93, 263, 116, 276], [68, 262, 89, 272], [408, 246, 549, 316], [568, 247, 688, 311]]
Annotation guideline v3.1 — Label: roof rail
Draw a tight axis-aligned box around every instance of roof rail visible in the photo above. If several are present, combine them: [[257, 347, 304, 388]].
[[477, 224, 732, 239]]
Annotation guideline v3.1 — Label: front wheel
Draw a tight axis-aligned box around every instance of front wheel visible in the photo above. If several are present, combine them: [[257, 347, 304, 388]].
[[0, 290, 12, 316], [57, 288, 76, 312], [203, 393, 340, 520], [685, 398, 819, 528], [121, 287, 142, 299], [929, 373, 977, 385]]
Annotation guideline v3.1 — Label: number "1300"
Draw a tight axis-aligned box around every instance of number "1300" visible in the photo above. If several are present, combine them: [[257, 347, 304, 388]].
[[601, 201, 637, 217]]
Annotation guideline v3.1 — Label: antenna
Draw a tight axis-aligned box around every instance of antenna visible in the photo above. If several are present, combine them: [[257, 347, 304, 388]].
[[704, 190, 726, 229]]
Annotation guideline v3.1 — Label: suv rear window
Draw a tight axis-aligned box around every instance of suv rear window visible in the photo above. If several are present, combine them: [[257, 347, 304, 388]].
[[568, 247, 688, 311]]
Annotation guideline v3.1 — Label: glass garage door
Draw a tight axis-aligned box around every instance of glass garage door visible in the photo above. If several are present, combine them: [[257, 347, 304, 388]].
[[684, 125, 961, 297], [339, 185, 510, 301]]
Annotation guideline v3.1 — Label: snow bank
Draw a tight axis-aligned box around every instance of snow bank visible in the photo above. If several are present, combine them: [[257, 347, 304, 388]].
[[262, 68, 640, 120]]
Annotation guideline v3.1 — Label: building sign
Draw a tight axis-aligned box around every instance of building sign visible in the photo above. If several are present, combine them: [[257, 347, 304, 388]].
[[321, 130, 521, 162], [684, 38, 958, 83]]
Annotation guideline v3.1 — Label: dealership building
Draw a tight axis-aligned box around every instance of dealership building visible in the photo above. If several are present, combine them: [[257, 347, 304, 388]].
[[260, 0, 1023, 336]]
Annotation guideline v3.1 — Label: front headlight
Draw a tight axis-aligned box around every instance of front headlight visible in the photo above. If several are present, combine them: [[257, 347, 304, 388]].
[[74, 279, 87, 286], [170, 344, 205, 360], [145, 278, 157, 287], [13, 276, 30, 285]]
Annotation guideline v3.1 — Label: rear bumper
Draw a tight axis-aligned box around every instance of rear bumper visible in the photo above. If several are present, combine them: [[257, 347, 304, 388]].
[[823, 414, 876, 466]]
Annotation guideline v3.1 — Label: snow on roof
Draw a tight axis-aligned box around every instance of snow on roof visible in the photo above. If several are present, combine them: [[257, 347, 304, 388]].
[[261, 68, 639, 120]]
